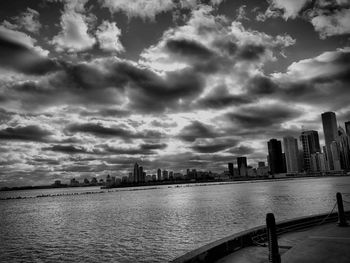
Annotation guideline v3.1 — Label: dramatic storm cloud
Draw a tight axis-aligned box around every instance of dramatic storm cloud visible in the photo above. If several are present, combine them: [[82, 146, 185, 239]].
[[0, 0, 349, 186]]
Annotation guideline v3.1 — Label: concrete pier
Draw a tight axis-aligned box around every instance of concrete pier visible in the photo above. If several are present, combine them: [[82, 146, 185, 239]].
[[172, 211, 350, 263]]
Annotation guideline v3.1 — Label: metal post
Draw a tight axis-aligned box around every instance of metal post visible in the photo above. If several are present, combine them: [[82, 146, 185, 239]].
[[266, 213, 281, 263], [336, 192, 348, 227]]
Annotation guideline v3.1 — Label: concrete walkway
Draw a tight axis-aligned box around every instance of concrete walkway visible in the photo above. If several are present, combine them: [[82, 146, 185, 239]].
[[282, 223, 350, 263], [217, 222, 350, 263]]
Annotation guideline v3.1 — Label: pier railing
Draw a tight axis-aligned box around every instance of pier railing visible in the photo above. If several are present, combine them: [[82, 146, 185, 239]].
[[171, 209, 350, 263]]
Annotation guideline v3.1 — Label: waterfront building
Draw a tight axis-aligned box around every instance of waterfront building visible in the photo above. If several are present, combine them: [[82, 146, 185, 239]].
[[54, 180, 61, 186], [138, 166, 144, 183], [256, 166, 269, 176], [237, 157, 248, 176], [345, 121, 350, 137], [283, 136, 300, 173], [228, 163, 234, 177], [133, 163, 139, 183], [267, 139, 285, 174], [163, 170, 169, 180], [337, 127, 350, 170], [300, 130, 321, 172], [174, 173, 183, 180], [128, 172, 133, 182], [310, 152, 327, 172], [70, 178, 79, 186], [258, 161, 265, 167], [169, 171, 174, 180], [322, 112, 338, 170], [152, 174, 157, 181], [330, 141, 342, 171], [157, 169, 161, 181]]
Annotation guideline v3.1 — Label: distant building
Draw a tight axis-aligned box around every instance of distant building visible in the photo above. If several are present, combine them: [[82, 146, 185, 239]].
[[337, 127, 350, 170], [133, 163, 139, 183], [310, 152, 327, 172], [330, 141, 342, 171], [237, 157, 247, 177], [258, 161, 265, 168], [174, 173, 183, 180], [70, 178, 79, 186], [162, 170, 168, 180], [53, 180, 61, 186], [283, 136, 300, 173], [257, 166, 269, 176], [138, 166, 144, 183], [169, 171, 174, 180], [83, 178, 90, 185], [300, 131, 321, 172], [345, 121, 350, 137], [322, 112, 338, 170], [157, 169, 162, 181], [267, 139, 285, 174], [228, 163, 234, 177]]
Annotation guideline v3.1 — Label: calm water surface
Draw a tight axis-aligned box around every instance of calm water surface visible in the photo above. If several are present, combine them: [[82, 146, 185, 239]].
[[1, 177, 350, 262]]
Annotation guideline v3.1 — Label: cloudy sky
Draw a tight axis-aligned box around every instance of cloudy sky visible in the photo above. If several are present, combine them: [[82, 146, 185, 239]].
[[0, 0, 349, 186]]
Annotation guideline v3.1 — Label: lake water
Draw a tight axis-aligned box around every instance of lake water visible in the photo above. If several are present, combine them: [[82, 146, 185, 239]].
[[1, 176, 350, 262]]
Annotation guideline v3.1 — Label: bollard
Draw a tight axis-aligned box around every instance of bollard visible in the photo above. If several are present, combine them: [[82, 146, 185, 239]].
[[336, 192, 348, 227], [266, 213, 281, 263]]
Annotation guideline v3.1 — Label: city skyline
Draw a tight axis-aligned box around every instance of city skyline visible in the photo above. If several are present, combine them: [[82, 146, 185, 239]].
[[1, 0, 350, 187]]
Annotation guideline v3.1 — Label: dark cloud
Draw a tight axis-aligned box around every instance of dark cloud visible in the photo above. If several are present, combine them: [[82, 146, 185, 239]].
[[178, 121, 219, 142], [246, 75, 278, 96], [42, 144, 88, 154], [66, 123, 132, 138], [0, 108, 15, 124], [196, 85, 253, 109], [79, 108, 130, 118], [66, 123, 163, 139], [101, 143, 167, 155], [237, 44, 266, 60], [191, 143, 232, 153], [226, 145, 255, 155], [225, 104, 302, 129], [4, 58, 204, 113], [0, 125, 52, 142], [165, 38, 215, 60], [140, 143, 167, 150], [150, 120, 177, 128], [0, 35, 59, 75]]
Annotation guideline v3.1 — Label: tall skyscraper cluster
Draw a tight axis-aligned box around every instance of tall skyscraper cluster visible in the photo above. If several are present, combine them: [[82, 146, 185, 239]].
[[133, 162, 146, 183], [267, 112, 350, 175]]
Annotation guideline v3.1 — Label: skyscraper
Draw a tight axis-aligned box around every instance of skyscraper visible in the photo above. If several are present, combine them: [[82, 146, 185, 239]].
[[228, 163, 234, 177], [321, 112, 338, 170], [133, 162, 139, 183], [139, 166, 144, 183], [237, 157, 247, 176], [300, 130, 321, 172], [338, 127, 350, 170], [162, 170, 168, 180], [330, 141, 341, 171], [157, 168, 161, 181], [345, 121, 350, 137], [267, 139, 284, 174], [283, 136, 300, 173]]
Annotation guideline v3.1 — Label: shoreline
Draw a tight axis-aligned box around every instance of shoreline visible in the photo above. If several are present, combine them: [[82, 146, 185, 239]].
[[0, 174, 349, 201], [1, 173, 348, 192]]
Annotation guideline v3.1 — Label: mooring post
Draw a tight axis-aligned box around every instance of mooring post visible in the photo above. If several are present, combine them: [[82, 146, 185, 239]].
[[336, 192, 348, 227], [266, 213, 281, 263]]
